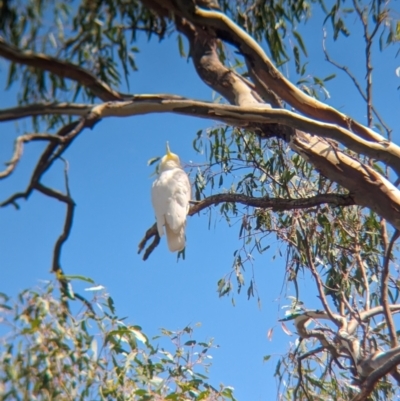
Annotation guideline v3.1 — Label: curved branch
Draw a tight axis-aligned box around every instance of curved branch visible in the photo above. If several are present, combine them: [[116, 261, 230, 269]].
[[3, 97, 400, 176], [0, 133, 62, 179], [3, 95, 400, 232], [35, 182, 75, 273], [91, 97, 400, 176], [348, 304, 400, 335], [137, 223, 160, 261], [0, 37, 123, 101], [172, 2, 385, 143], [1, 116, 99, 209]]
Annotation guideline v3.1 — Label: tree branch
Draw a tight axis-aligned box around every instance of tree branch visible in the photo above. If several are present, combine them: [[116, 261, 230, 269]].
[[13, 96, 384, 235], [170, 1, 385, 143], [0, 37, 124, 101], [353, 348, 400, 401], [348, 304, 400, 335], [323, 31, 392, 139], [381, 229, 400, 348], [298, 219, 345, 327], [1, 116, 99, 209], [0, 133, 62, 179], [3, 97, 400, 178], [189, 193, 355, 213], [86, 97, 400, 176], [0, 102, 91, 122], [138, 192, 355, 259]]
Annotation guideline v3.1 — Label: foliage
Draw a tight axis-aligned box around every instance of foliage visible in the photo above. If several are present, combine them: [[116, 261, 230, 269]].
[[0, 283, 233, 401], [1, 0, 165, 105], [1, 0, 400, 399]]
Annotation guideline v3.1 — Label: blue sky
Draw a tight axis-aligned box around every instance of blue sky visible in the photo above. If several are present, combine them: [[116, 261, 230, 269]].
[[1, 3, 400, 400]]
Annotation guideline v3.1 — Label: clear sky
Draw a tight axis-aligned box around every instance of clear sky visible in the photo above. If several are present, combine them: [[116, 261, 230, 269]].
[[1, 3, 400, 400]]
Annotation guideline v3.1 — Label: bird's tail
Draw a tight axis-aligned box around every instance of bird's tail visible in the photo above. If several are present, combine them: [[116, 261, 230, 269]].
[[165, 223, 185, 252]]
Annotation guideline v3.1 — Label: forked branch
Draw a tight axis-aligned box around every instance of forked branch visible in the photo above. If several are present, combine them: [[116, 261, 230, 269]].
[[0, 133, 62, 179]]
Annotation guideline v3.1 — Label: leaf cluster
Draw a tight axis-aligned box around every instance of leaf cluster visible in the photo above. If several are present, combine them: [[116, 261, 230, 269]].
[[1, 0, 165, 105], [0, 284, 235, 401], [191, 120, 400, 398]]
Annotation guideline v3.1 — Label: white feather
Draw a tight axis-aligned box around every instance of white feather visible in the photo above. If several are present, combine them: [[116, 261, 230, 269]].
[[151, 150, 191, 252]]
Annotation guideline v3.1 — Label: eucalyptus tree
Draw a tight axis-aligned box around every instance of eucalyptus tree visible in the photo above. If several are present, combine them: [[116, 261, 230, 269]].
[[1, 0, 400, 399]]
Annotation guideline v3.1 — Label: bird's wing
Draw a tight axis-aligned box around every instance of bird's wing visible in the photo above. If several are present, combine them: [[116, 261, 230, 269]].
[[164, 168, 191, 233], [151, 176, 167, 237]]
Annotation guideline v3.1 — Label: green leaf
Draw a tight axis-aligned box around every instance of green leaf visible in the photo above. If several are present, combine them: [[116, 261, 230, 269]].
[[147, 156, 160, 166], [107, 296, 116, 314], [323, 73, 336, 82], [177, 34, 186, 57], [61, 275, 95, 283], [293, 46, 300, 74], [135, 389, 148, 396], [293, 30, 308, 56]]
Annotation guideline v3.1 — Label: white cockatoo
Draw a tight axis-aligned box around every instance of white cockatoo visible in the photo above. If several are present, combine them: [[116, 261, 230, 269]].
[[151, 143, 191, 252]]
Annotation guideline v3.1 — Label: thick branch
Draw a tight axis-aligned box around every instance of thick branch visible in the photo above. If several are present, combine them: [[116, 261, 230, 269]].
[[353, 349, 400, 401], [8, 97, 382, 233], [87, 97, 400, 176], [3, 97, 400, 177], [289, 132, 400, 231], [171, 2, 385, 143], [0, 37, 123, 101], [89, 98, 400, 231], [4, 104, 400, 235], [0, 102, 91, 122]]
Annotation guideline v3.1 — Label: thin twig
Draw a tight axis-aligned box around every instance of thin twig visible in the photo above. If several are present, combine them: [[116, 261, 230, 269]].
[[352, 0, 384, 128], [297, 219, 344, 328], [0, 133, 62, 179], [381, 229, 399, 348], [293, 346, 324, 401], [323, 29, 392, 138], [0, 190, 30, 209], [34, 182, 75, 273], [354, 245, 370, 311]]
